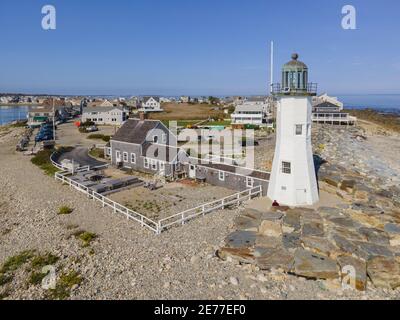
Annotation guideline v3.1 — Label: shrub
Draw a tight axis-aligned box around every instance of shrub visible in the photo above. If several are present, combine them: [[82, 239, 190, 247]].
[[73, 230, 97, 247], [58, 206, 73, 215], [31, 253, 59, 269], [31, 150, 59, 176], [0, 273, 13, 286], [47, 271, 82, 300], [0, 250, 35, 274], [87, 134, 111, 142], [28, 271, 48, 286]]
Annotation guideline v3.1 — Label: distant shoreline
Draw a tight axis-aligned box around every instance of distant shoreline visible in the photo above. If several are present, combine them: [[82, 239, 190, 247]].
[[0, 103, 39, 107]]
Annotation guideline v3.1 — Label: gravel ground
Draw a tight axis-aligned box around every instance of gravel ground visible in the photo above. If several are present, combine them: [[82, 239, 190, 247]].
[[1, 124, 399, 300]]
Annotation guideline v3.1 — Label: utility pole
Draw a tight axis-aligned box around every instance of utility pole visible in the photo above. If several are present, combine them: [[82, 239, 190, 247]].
[[270, 41, 274, 94], [53, 97, 56, 143]]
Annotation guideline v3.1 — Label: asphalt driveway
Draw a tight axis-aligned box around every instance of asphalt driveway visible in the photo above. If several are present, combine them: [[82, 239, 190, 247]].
[[57, 147, 107, 168]]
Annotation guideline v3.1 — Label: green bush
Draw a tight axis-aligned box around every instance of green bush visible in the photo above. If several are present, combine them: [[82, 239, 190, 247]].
[[87, 134, 111, 142], [31, 253, 59, 269], [0, 250, 35, 274], [31, 150, 59, 176], [73, 230, 97, 247], [47, 271, 83, 300], [58, 206, 73, 215]]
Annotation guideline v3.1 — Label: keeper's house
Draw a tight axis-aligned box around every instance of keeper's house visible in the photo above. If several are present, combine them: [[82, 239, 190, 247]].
[[107, 116, 270, 194], [107, 117, 188, 178]]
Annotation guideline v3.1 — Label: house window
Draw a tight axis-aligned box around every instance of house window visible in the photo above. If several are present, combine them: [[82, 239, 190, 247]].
[[153, 136, 158, 143], [282, 161, 291, 174], [144, 158, 149, 168], [131, 153, 136, 164], [105, 148, 111, 156], [295, 124, 303, 135], [162, 134, 167, 143], [123, 152, 128, 162], [219, 171, 225, 181], [151, 159, 157, 170], [246, 177, 254, 188], [159, 162, 165, 171]]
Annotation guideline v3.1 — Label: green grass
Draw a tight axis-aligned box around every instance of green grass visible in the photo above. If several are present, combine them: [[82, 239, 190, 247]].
[[0, 250, 36, 274], [73, 230, 97, 247], [28, 271, 48, 286], [47, 271, 83, 300], [58, 206, 73, 215], [87, 134, 111, 142], [89, 148, 105, 159], [0, 273, 13, 286], [204, 120, 231, 126], [31, 149, 59, 176], [31, 253, 59, 269]]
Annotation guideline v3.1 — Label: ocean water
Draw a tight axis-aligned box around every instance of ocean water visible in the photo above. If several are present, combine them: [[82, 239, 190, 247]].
[[338, 94, 400, 113], [0, 106, 29, 125]]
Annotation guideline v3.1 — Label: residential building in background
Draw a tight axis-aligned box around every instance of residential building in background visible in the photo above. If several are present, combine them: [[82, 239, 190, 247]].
[[82, 106, 127, 125]]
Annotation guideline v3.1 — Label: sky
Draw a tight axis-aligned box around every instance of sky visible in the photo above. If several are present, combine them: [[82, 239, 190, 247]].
[[0, 0, 399, 96]]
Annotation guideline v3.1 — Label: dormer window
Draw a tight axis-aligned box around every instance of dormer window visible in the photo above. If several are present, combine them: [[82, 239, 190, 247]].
[[153, 136, 158, 143]]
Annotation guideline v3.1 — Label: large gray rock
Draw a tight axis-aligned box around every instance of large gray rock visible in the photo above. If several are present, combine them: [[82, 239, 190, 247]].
[[255, 235, 282, 249], [337, 255, 367, 291], [359, 227, 390, 245], [283, 212, 301, 232], [354, 241, 393, 259], [256, 248, 294, 273], [385, 223, 400, 235], [225, 231, 257, 249], [332, 235, 369, 260], [217, 247, 256, 264], [293, 249, 339, 280], [367, 256, 400, 289], [302, 222, 324, 237], [283, 232, 301, 251], [301, 236, 339, 258]]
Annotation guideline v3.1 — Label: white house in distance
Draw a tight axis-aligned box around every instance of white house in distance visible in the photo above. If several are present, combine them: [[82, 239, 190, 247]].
[[139, 97, 163, 112], [230, 103, 265, 125], [311, 93, 357, 125], [268, 53, 319, 206], [230, 97, 270, 125], [82, 106, 127, 125]]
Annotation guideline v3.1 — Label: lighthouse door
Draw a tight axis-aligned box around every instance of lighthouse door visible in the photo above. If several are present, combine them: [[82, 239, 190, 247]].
[[296, 189, 307, 204]]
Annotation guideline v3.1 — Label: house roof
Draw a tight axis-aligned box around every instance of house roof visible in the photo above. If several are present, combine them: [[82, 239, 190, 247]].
[[313, 102, 341, 109], [143, 96, 160, 103], [196, 162, 270, 181], [111, 119, 160, 145], [142, 143, 182, 162], [234, 104, 264, 113], [83, 106, 124, 113]]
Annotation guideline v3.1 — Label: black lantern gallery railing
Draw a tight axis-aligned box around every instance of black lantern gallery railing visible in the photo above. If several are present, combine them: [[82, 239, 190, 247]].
[[271, 83, 318, 96]]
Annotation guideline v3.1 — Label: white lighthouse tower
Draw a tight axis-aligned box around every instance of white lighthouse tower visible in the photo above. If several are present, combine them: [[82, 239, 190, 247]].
[[267, 53, 319, 206]]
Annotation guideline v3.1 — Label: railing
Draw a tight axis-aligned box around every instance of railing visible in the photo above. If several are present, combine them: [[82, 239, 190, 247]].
[[55, 171, 159, 233], [271, 83, 317, 95], [157, 185, 263, 232], [54, 169, 263, 234]]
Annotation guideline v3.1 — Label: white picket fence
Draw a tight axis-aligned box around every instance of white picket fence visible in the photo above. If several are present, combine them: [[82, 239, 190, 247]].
[[54, 170, 263, 234]]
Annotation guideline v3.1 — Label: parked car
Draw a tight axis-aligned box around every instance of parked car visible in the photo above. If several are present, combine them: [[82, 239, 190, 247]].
[[86, 125, 99, 132]]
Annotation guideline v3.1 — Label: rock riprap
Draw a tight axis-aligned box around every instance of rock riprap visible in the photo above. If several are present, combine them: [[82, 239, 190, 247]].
[[218, 206, 400, 291]]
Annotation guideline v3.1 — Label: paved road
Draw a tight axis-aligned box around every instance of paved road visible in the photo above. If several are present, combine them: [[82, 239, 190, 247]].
[[57, 147, 106, 168]]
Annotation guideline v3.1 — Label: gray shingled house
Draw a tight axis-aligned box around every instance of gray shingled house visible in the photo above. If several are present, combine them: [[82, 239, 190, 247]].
[[108, 118, 188, 178], [108, 116, 270, 194]]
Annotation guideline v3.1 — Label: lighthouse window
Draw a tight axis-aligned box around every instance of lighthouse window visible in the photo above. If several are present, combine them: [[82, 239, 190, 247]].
[[282, 161, 291, 174], [295, 124, 303, 135]]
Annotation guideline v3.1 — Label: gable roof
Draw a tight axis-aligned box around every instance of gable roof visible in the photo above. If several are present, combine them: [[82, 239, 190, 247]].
[[83, 106, 124, 113], [143, 96, 160, 103], [111, 119, 160, 145]]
